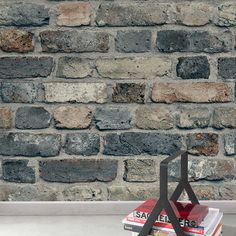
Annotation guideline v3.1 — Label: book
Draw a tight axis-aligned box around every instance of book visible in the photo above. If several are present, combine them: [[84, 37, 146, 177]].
[[133, 199, 209, 227], [123, 208, 222, 236], [130, 224, 222, 236]]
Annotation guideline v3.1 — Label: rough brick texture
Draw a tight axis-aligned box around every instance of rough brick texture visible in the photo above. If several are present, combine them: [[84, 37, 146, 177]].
[[0, 0, 235, 201]]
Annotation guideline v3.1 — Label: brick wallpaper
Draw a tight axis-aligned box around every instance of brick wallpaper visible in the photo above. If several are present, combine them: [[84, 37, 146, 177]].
[[0, 0, 235, 201]]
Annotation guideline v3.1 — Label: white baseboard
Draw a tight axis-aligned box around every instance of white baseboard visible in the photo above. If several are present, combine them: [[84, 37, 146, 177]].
[[0, 201, 235, 216]]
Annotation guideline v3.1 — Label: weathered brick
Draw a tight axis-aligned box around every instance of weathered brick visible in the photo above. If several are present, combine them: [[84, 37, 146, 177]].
[[224, 133, 236, 156], [151, 82, 232, 103], [175, 3, 212, 26], [15, 107, 51, 129], [157, 30, 232, 53], [9, 184, 58, 201], [124, 159, 157, 182], [108, 186, 159, 201], [189, 159, 235, 181], [218, 58, 236, 80], [213, 107, 236, 129], [54, 106, 92, 129], [218, 185, 236, 200], [56, 2, 91, 26], [112, 83, 145, 103], [0, 29, 34, 53], [57, 57, 93, 79], [0, 57, 53, 79], [177, 56, 210, 80], [96, 57, 171, 79], [2, 160, 35, 183], [103, 132, 183, 156], [135, 107, 174, 130], [217, 3, 236, 27], [43, 82, 107, 104], [1, 82, 39, 103], [63, 186, 107, 201], [96, 3, 168, 26], [0, 133, 61, 157], [188, 185, 219, 200], [40, 30, 109, 53], [177, 108, 211, 129], [0, 107, 12, 129], [95, 107, 131, 130], [170, 159, 235, 181], [187, 133, 219, 156], [0, 3, 49, 26], [115, 30, 151, 53], [64, 133, 100, 156], [40, 159, 118, 183]]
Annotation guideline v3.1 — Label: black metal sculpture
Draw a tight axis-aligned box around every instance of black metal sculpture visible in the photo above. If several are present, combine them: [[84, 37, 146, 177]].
[[138, 150, 199, 236]]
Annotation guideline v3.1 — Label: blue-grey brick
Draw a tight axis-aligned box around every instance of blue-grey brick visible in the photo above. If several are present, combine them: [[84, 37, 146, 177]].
[[103, 132, 183, 156], [65, 133, 100, 156], [157, 30, 232, 53], [218, 58, 236, 80], [0, 57, 53, 79], [1, 82, 39, 103], [2, 160, 35, 183], [15, 107, 51, 129], [115, 30, 151, 53], [177, 56, 210, 79], [224, 133, 236, 156], [40, 159, 118, 183], [95, 107, 131, 130], [0, 3, 49, 26], [0, 133, 61, 157], [40, 30, 109, 53]]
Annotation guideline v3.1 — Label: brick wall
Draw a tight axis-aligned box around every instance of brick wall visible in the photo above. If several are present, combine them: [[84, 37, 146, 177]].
[[0, 0, 235, 201]]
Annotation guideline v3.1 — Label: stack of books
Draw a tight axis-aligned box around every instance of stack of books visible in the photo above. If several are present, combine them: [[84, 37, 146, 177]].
[[122, 199, 223, 236]]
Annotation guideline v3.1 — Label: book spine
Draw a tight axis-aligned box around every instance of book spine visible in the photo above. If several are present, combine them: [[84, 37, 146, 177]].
[[126, 216, 204, 235], [124, 223, 202, 236], [133, 210, 198, 228]]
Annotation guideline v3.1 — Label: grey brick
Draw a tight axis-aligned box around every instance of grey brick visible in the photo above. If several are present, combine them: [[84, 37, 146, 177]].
[[157, 30, 232, 53], [1, 82, 39, 103], [115, 30, 151, 53], [0, 57, 53, 79], [40, 159, 118, 183], [0, 3, 49, 26], [0, 133, 61, 157], [96, 3, 168, 26], [103, 132, 183, 156], [15, 107, 51, 129], [170, 159, 235, 181], [213, 107, 236, 129], [2, 160, 35, 183], [64, 133, 100, 156], [40, 30, 109, 53], [95, 107, 131, 130], [218, 58, 236, 80], [177, 56, 210, 79], [224, 133, 236, 156], [124, 159, 157, 182], [176, 108, 211, 129]]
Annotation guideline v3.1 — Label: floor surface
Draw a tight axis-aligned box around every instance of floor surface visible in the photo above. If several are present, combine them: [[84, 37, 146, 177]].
[[0, 215, 234, 236]]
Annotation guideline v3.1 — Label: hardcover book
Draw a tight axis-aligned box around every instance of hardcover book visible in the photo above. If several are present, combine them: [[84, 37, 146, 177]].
[[133, 199, 209, 227]]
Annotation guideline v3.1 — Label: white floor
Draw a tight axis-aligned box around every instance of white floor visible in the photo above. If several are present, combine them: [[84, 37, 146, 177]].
[[0, 215, 234, 236]]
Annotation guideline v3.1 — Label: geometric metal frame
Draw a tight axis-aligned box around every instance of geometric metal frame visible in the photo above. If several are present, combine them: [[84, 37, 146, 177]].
[[138, 150, 200, 236]]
